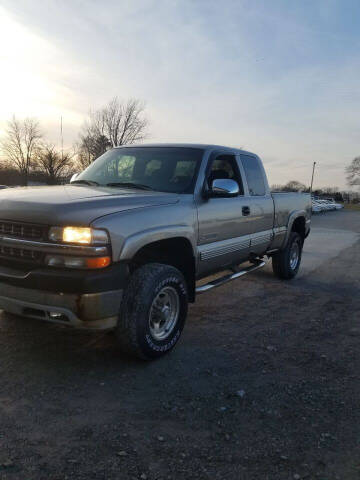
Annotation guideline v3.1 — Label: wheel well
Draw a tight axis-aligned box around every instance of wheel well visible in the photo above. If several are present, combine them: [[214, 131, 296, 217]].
[[130, 237, 196, 302], [291, 216, 306, 241]]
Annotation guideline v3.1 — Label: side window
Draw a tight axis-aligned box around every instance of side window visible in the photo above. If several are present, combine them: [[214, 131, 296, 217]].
[[208, 155, 244, 194], [240, 155, 266, 196]]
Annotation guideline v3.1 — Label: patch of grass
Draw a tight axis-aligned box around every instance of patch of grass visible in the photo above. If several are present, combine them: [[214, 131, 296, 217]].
[[344, 203, 360, 211]]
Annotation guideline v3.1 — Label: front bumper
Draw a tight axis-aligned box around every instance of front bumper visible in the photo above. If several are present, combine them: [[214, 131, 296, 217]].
[[0, 232, 129, 329], [0, 282, 123, 330], [0, 261, 129, 294]]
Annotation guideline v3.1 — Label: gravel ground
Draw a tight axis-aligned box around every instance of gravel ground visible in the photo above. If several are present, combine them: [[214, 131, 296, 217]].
[[0, 211, 359, 480]]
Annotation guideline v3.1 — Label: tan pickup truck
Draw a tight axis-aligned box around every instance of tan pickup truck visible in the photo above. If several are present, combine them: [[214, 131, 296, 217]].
[[0, 144, 311, 359]]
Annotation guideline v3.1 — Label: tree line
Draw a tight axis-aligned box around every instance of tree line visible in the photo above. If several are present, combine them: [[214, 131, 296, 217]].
[[1, 98, 360, 192], [0, 97, 148, 186], [271, 180, 360, 203]]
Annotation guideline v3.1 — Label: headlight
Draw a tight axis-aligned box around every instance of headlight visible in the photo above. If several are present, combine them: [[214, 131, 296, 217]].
[[49, 226, 109, 245]]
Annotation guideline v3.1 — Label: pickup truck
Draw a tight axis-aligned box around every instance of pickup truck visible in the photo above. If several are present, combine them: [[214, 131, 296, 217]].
[[0, 144, 311, 359]]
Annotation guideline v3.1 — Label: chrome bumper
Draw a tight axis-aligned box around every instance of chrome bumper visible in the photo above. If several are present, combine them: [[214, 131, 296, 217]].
[[0, 283, 122, 330]]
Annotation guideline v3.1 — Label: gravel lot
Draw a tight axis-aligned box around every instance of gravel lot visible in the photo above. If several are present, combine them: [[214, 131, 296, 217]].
[[0, 211, 359, 480]]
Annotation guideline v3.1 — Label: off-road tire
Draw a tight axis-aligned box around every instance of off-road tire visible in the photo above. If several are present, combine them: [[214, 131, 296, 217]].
[[116, 263, 188, 360], [272, 232, 303, 280]]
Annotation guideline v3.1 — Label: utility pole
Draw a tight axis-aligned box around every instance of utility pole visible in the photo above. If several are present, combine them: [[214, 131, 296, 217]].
[[60, 116, 64, 161], [310, 161, 316, 196]]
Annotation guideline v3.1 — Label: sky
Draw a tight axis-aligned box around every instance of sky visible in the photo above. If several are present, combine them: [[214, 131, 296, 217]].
[[0, 0, 360, 190]]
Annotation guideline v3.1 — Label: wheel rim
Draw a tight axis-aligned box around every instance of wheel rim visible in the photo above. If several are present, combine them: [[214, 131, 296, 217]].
[[149, 286, 180, 341], [289, 242, 300, 270]]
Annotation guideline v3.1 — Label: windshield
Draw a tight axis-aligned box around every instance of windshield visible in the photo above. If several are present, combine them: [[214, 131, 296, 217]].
[[75, 147, 204, 193]]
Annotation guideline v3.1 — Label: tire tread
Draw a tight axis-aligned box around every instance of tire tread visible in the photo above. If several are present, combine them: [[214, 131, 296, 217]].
[[272, 232, 302, 280], [116, 263, 186, 359]]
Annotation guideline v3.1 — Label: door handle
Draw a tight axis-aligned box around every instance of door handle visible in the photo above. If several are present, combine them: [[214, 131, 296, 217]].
[[242, 206, 250, 216]]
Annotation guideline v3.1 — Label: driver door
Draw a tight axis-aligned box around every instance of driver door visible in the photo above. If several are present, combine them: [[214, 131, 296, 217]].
[[196, 153, 254, 277]]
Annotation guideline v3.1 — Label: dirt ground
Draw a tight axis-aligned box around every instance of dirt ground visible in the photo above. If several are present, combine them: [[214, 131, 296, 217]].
[[0, 211, 359, 480]]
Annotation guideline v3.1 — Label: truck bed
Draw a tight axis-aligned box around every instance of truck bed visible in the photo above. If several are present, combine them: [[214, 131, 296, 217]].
[[272, 192, 311, 229]]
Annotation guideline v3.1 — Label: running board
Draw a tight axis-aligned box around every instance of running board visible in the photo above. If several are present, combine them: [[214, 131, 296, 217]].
[[195, 260, 266, 294]]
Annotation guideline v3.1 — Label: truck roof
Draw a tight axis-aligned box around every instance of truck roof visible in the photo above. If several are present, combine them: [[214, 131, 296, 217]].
[[114, 143, 257, 157]]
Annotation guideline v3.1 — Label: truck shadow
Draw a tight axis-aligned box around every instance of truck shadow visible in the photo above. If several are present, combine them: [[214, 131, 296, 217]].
[[0, 312, 144, 370]]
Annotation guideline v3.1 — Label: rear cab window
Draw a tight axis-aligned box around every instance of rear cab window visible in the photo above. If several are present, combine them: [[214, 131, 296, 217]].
[[240, 154, 266, 196]]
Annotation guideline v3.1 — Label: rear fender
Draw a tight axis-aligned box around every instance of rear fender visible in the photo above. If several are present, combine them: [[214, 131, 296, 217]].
[[282, 210, 307, 248]]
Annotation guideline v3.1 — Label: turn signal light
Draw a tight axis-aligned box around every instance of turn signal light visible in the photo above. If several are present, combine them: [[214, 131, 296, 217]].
[[85, 257, 111, 269]]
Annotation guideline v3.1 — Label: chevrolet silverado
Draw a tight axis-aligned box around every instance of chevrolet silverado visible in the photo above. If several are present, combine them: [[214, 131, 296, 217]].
[[0, 144, 311, 359]]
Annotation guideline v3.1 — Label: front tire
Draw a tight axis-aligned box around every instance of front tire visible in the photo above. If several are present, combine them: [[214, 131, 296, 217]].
[[116, 263, 188, 360], [272, 232, 303, 280]]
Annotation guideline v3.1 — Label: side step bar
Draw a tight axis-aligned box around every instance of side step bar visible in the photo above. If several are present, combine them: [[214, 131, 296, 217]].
[[195, 260, 266, 294]]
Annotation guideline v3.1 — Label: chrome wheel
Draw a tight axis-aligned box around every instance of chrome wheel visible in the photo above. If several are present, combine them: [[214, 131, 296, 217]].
[[149, 286, 180, 341], [289, 242, 300, 270]]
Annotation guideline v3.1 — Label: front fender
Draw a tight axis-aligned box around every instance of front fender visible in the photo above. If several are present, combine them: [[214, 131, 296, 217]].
[[119, 225, 196, 261]]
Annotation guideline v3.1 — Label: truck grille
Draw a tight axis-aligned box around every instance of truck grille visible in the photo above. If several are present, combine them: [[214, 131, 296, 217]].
[[0, 220, 47, 265], [0, 245, 43, 262], [0, 220, 46, 241]]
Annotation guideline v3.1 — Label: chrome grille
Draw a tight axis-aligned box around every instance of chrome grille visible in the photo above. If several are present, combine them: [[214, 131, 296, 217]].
[[0, 245, 43, 262], [0, 220, 46, 264], [0, 221, 45, 241]]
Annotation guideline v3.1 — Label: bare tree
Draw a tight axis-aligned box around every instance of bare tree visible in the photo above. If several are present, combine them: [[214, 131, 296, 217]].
[[76, 134, 111, 169], [77, 97, 148, 166], [100, 97, 148, 146], [346, 157, 360, 188], [271, 181, 308, 192], [283, 180, 307, 192], [35, 143, 75, 185], [1, 116, 42, 185]]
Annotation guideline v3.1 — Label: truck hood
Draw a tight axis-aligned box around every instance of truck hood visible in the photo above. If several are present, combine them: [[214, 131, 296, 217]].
[[0, 185, 180, 225]]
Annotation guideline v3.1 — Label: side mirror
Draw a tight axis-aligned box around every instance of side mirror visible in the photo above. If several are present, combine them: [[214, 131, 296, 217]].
[[70, 173, 79, 183], [208, 178, 240, 198]]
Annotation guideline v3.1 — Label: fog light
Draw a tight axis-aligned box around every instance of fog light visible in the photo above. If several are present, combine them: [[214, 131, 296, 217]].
[[45, 255, 111, 269]]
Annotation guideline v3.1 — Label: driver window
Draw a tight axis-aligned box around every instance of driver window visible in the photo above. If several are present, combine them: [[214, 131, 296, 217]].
[[208, 155, 243, 194]]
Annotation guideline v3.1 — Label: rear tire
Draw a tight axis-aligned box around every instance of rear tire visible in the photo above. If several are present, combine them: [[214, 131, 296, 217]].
[[272, 232, 303, 280], [116, 263, 188, 360]]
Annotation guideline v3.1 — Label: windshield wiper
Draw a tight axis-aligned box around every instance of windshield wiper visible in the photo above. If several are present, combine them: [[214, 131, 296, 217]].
[[106, 182, 153, 191], [71, 179, 99, 186]]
